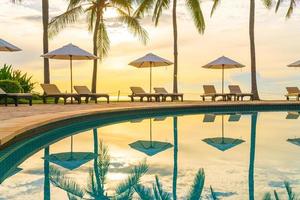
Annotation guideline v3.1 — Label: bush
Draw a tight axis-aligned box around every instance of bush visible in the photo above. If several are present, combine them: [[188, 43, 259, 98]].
[[0, 64, 35, 92], [0, 80, 23, 93]]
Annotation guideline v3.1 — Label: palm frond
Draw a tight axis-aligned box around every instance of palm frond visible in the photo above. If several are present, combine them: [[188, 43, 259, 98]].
[[111, 0, 132, 12], [153, 175, 171, 200], [133, 0, 156, 18], [48, 5, 84, 38], [274, 190, 280, 200], [115, 160, 148, 199], [49, 166, 85, 198], [134, 184, 154, 199], [286, 0, 296, 18], [117, 8, 149, 44], [186, 168, 205, 200], [275, 0, 282, 12], [152, 0, 170, 26], [284, 181, 297, 200], [186, 0, 205, 34], [67, 0, 83, 9], [96, 18, 110, 61], [262, 192, 272, 200], [210, 186, 219, 200], [210, 0, 220, 17], [262, 0, 273, 9], [86, 5, 97, 32]]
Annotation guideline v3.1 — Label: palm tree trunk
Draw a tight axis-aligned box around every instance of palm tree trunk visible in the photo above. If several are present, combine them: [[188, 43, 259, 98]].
[[248, 112, 258, 200], [249, 0, 259, 100], [42, 0, 50, 84], [172, 117, 178, 200], [172, 0, 178, 94], [44, 146, 50, 200], [91, 11, 101, 93]]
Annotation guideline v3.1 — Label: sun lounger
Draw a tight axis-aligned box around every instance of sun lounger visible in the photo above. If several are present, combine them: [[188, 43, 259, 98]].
[[200, 85, 227, 101], [227, 85, 253, 101], [128, 87, 160, 102], [285, 87, 300, 101], [40, 84, 81, 104], [0, 87, 32, 106], [74, 86, 109, 103], [154, 87, 183, 102]]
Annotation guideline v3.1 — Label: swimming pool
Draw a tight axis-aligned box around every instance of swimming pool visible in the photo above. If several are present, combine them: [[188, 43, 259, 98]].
[[1, 108, 300, 199]]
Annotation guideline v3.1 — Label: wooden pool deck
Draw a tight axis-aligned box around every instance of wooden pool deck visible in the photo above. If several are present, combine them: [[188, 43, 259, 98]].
[[1, 100, 300, 148]]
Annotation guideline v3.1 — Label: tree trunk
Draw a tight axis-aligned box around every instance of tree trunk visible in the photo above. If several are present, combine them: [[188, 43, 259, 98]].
[[42, 0, 50, 84], [172, 117, 178, 200], [249, 0, 259, 100], [91, 11, 101, 93], [172, 0, 178, 94], [248, 112, 258, 200]]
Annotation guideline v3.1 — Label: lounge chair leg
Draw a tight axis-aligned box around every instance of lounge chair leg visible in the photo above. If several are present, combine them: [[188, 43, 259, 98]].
[[14, 97, 18, 106], [131, 97, 134, 102], [43, 96, 47, 104], [181, 96, 183, 102], [85, 97, 89, 104], [29, 98, 32, 106], [64, 98, 67, 104], [107, 97, 109, 103], [95, 98, 98, 104]]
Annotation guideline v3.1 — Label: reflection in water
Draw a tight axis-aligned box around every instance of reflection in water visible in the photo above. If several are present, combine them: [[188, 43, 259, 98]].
[[249, 113, 257, 200], [44, 146, 50, 200], [129, 118, 173, 156], [2, 111, 300, 199], [202, 114, 245, 151], [45, 136, 96, 170]]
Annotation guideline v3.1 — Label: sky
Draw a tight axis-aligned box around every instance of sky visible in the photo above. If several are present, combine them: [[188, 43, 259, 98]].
[[0, 0, 300, 99]]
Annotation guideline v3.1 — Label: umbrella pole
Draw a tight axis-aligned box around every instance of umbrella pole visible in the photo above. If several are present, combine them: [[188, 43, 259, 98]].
[[222, 115, 224, 144], [150, 62, 152, 93], [222, 64, 224, 94], [70, 56, 73, 103]]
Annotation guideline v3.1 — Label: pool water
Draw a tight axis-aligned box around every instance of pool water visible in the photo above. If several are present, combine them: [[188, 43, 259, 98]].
[[1, 111, 300, 199]]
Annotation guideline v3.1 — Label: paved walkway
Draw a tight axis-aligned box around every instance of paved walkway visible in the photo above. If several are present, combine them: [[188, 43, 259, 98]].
[[0, 101, 299, 147]]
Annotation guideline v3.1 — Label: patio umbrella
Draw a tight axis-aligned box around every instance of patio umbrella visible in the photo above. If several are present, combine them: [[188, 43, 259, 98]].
[[129, 53, 173, 92], [287, 60, 300, 68], [0, 38, 21, 52], [45, 136, 97, 170], [129, 118, 173, 156], [41, 43, 98, 94], [202, 56, 245, 94], [202, 115, 245, 151], [287, 138, 300, 147]]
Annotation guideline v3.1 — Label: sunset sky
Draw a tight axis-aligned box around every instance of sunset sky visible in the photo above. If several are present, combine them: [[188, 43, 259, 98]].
[[0, 0, 300, 99]]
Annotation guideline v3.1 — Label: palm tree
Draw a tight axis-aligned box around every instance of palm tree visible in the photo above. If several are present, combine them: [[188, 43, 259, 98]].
[[275, 0, 297, 18], [49, 0, 148, 93], [135, 0, 205, 94], [11, 0, 50, 84], [211, 0, 272, 100]]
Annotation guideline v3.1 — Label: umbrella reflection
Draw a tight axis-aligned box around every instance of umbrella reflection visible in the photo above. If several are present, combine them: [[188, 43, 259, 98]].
[[45, 136, 96, 170], [202, 114, 245, 151], [129, 118, 173, 156]]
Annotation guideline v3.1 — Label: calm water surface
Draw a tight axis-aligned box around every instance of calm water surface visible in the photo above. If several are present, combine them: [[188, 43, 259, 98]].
[[1, 111, 300, 199]]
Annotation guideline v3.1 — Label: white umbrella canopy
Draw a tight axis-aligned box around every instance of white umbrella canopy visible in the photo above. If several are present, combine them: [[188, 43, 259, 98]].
[[287, 60, 300, 67], [202, 56, 245, 94], [129, 53, 173, 92], [0, 39, 21, 52], [41, 43, 98, 94], [42, 43, 97, 60]]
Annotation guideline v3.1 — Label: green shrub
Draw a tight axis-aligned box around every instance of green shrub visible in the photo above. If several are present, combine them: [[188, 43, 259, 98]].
[[0, 64, 35, 92], [0, 80, 23, 93]]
